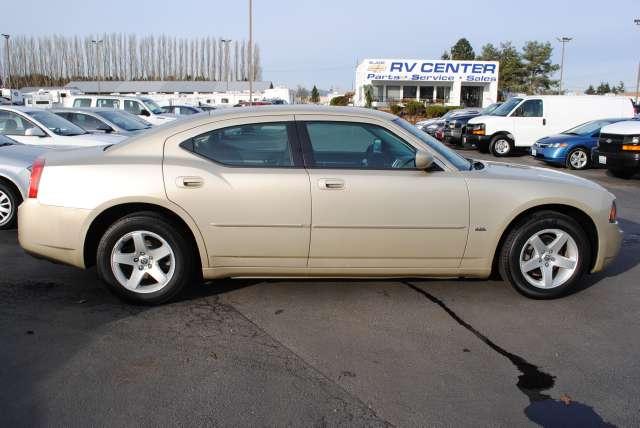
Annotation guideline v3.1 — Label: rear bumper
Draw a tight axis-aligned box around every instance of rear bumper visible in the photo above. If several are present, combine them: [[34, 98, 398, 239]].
[[593, 149, 640, 170], [18, 199, 90, 269]]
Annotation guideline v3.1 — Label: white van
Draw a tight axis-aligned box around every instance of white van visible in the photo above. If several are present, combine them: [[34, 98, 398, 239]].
[[64, 95, 177, 126], [465, 96, 635, 156]]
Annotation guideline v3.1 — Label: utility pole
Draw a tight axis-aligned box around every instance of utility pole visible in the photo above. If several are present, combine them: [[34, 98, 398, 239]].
[[556, 36, 572, 94], [1, 34, 10, 89], [91, 39, 104, 94], [248, 0, 253, 106], [635, 19, 640, 105], [221, 39, 232, 92]]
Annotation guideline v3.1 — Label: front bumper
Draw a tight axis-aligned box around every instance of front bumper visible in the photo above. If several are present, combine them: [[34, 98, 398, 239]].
[[593, 149, 640, 170], [462, 133, 491, 149], [594, 219, 623, 273], [18, 199, 91, 269], [444, 128, 463, 144], [530, 146, 566, 164]]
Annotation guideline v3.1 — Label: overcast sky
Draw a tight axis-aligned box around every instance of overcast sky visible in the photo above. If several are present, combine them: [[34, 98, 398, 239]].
[[3, 0, 639, 92]]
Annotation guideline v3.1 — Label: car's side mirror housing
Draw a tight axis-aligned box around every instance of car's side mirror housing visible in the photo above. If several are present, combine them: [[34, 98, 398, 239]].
[[415, 150, 434, 171], [139, 110, 151, 117], [25, 127, 46, 137], [96, 124, 113, 133]]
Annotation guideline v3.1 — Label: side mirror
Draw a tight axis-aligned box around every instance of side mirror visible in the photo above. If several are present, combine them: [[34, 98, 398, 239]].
[[96, 123, 113, 133], [139, 110, 150, 117], [25, 127, 46, 137], [415, 150, 434, 171]]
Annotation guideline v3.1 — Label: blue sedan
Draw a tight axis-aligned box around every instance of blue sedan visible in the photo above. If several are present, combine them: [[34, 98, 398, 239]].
[[530, 118, 634, 170]]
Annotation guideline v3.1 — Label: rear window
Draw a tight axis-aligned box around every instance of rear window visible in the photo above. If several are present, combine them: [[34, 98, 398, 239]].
[[73, 98, 92, 108]]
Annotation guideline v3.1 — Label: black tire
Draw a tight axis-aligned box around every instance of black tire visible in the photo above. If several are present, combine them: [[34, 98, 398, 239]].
[[498, 210, 590, 299], [490, 135, 513, 157], [96, 212, 193, 305], [609, 168, 635, 179], [0, 181, 20, 230], [565, 147, 590, 170]]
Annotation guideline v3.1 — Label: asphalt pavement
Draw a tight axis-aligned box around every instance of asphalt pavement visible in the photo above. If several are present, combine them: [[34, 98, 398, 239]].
[[1, 151, 639, 427]]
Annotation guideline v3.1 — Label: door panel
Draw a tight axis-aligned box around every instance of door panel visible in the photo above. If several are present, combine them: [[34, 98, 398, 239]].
[[163, 116, 311, 268], [297, 117, 469, 269], [512, 99, 546, 146]]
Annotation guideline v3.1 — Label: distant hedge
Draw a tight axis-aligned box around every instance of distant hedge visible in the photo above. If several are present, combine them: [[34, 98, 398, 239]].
[[329, 96, 350, 106], [424, 105, 460, 118]]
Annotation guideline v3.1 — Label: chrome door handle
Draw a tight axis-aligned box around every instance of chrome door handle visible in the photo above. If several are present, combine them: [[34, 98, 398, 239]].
[[177, 176, 204, 188], [318, 178, 345, 190]]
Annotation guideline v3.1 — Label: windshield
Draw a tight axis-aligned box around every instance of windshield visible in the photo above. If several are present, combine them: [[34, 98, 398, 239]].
[[393, 118, 471, 171], [26, 110, 87, 136], [482, 103, 501, 114], [142, 98, 164, 115], [0, 133, 18, 146], [96, 110, 151, 131], [489, 98, 522, 116], [561, 119, 616, 136]]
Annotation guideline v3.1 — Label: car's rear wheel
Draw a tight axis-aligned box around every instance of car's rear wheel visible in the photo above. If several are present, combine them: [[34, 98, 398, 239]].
[[609, 168, 635, 179], [96, 212, 192, 305], [490, 135, 513, 157], [498, 211, 590, 299], [566, 147, 589, 170], [0, 182, 20, 230]]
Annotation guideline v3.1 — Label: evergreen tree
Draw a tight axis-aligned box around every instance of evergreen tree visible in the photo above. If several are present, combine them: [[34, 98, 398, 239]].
[[521, 41, 559, 94], [441, 51, 451, 60], [310, 85, 320, 103], [584, 85, 596, 95], [596, 82, 611, 95], [450, 38, 475, 60]]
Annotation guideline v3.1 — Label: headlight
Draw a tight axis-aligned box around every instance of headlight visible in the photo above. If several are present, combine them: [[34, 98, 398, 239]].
[[468, 123, 485, 135], [632, 136, 639, 144], [550, 143, 568, 148]]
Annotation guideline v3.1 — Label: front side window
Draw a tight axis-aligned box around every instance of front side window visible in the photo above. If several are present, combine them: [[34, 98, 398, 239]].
[[73, 98, 92, 108], [141, 98, 163, 115], [70, 113, 106, 131], [512, 99, 543, 117], [96, 110, 150, 131], [304, 122, 416, 169], [181, 122, 295, 167], [0, 111, 37, 136], [124, 100, 145, 115], [26, 110, 87, 136], [97, 98, 120, 108]]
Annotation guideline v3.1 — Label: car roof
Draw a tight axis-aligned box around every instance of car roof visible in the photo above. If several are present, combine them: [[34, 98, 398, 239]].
[[49, 107, 123, 114]]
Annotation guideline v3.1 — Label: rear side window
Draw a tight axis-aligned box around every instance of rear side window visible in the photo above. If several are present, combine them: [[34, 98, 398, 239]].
[[70, 113, 105, 131], [513, 100, 543, 117], [97, 99, 120, 108], [73, 98, 92, 108], [181, 122, 295, 167]]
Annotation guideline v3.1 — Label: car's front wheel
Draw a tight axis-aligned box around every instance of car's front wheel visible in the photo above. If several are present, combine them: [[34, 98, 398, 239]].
[[498, 211, 590, 299], [490, 135, 513, 157], [96, 212, 193, 305], [566, 147, 590, 170], [0, 182, 20, 230]]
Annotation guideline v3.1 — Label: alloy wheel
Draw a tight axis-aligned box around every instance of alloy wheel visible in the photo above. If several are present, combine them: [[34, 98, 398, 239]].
[[0, 190, 13, 227], [569, 150, 588, 169], [519, 229, 579, 289], [110, 230, 176, 293]]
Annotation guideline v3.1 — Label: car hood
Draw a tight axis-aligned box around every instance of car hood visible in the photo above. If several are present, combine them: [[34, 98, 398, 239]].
[[478, 160, 605, 192], [535, 134, 592, 145], [56, 133, 128, 146], [600, 120, 640, 135]]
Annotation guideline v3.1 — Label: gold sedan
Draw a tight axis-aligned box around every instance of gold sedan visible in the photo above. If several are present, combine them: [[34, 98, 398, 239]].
[[18, 106, 622, 304]]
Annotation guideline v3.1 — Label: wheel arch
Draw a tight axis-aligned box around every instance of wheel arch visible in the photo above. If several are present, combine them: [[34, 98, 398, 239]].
[[0, 174, 24, 202], [491, 203, 599, 276], [83, 201, 207, 273]]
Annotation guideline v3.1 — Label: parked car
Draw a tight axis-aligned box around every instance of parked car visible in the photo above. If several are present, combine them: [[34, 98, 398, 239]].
[[198, 105, 217, 112], [19, 105, 621, 305], [416, 108, 483, 136], [65, 95, 177, 126], [593, 120, 640, 178], [0, 106, 127, 146], [50, 108, 153, 137], [465, 96, 635, 157], [444, 103, 503, 146], [530, 118, 635, 170], [162, 105, 204, 116], [0, 135, 49, 229]]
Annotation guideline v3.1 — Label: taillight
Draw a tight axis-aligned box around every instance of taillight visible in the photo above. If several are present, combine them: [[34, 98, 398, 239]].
[[28, 158, 45, 199]]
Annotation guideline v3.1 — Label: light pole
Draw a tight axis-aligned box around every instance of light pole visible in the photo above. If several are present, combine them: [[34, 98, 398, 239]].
[[635, 19, 640, 105], [221, 39, 232, 92], [1, 34, 10, 89], [556, 36, 572, 94], [248, 0, 253, 106], [91, 39, 103, 94]]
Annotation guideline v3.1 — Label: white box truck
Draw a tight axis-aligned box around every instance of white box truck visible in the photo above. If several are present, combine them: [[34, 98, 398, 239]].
[[464, 95, 636, 156]]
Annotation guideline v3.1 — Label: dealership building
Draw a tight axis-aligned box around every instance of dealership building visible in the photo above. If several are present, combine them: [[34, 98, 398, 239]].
[[355, 59, 499, 108]]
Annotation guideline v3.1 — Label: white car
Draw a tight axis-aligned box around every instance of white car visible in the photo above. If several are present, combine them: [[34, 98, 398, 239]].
[[65, 95, 177, 126], [466, 96, 635, 157], [0, 106, 127, 146]]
